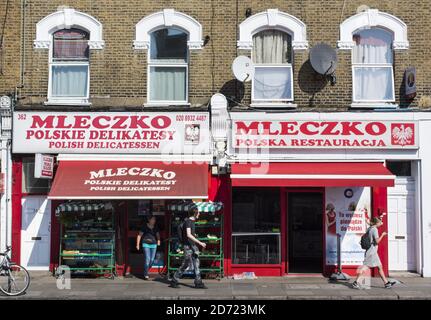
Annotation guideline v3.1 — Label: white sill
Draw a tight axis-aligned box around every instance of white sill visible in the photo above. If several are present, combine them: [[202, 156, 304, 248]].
[[350, 102, 398, 109], [44, 99, 91, 106], [250, 102, 297, 109], [144, 102, 191, 107]]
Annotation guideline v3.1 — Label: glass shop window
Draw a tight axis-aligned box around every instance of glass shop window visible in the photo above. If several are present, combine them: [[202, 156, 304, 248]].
[[232, 188, 281, 264], [386, 161, 412, 176], [22, 157, 51, 194]]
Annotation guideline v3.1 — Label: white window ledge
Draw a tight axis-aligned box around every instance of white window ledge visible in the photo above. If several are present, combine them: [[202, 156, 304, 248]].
[[250, 102, 297, 109], [144, 102, 191, 107], [350, 103, 398, 109], [44, 99, 92, 106]]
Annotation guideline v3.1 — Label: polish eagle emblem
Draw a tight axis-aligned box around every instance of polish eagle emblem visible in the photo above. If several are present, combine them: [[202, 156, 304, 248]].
[[391, 124, 414, 146]]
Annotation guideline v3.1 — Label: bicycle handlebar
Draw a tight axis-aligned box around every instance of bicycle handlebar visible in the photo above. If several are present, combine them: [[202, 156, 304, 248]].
[[2, 246, 11, 254]]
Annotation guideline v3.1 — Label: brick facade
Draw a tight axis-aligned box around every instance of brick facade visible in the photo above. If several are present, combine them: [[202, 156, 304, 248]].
[[1, 0, 430, 111]]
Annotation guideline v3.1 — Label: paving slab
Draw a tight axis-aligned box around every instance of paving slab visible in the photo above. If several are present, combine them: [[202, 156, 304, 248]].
[[22, 291, 43, 297], [65, 290, 98, 297], [312, 290, 368, 296], [318, 283, 348, 289], [232, 283, 259, 295], [284, 290, 315, 295], [287, 284, 321, 289], [178, 290, 209, 295], [287, 295, 349, 300], [179, 295, 235, 300], [234, 295, 287, 300], [256, 287, 286, 296]]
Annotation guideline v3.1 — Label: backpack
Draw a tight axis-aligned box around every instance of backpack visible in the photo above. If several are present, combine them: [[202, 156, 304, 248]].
[[177, 220, 186, 244], [360, 228, 372, 250]]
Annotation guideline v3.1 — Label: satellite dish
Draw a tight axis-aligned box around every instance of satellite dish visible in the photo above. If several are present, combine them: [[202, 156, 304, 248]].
[[232, 56, 254, 82], [310, 43, 338, 85], [310, 43, 338, 75]]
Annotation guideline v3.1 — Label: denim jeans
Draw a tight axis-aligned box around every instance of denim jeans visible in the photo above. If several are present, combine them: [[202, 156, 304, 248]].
[[173, 244, 202, 284], [143, 246, 157, 277]]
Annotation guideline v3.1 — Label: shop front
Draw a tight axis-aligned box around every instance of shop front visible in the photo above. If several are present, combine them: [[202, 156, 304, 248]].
[[11, 111, 220, 277], [209, 109, 428, 277], [48, 159, 210, 277], [225, 162, 394, 276]]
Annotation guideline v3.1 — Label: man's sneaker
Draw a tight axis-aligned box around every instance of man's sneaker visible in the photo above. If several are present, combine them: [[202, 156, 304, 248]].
[[144, 275, 150, 280], [352, 281, 362, 290], [169, 279, 180, 288], [194, 282, 208, 289], [385, 281, 396, 289]]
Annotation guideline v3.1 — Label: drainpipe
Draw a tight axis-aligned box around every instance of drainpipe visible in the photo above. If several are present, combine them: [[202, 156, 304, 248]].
[[0, 100, 13, 254], [19, 0, 26, 90]]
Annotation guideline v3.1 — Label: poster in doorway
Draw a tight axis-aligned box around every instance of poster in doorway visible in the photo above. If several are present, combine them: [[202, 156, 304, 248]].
[[325, 187, 370, 265]]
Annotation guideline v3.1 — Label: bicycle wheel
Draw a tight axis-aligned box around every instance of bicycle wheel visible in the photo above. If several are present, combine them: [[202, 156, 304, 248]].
[[0, 264, 30, 296]]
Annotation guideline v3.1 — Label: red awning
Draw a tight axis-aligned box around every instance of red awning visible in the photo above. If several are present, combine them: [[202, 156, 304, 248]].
[[48, 161, 208, 199], [231, 162, 395, 187]]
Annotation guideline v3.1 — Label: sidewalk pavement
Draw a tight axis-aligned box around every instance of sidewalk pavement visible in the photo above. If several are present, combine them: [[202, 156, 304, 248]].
[[1, 272, 431, 300]]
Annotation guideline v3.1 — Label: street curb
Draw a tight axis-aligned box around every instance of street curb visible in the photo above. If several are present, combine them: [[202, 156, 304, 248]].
[[233, 296, 287, 300], [179, 296, 235, 300], [350, 295, 398, 300]]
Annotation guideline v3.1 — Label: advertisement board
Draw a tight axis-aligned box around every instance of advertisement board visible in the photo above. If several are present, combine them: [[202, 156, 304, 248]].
[[34, 153, 54, 179], [325, 187, 370, 265]]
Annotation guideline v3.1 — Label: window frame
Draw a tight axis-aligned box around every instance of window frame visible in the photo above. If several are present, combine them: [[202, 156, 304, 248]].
[[47, 29, 91, 105], [351, 27, 395, 104], [231, 187, 282, 265], [146, 27, 189, 106], [252, 64, 294, 103], [351, 64, 395, 103], [21, 157, 51, 195], [251, 28, 294, 104]]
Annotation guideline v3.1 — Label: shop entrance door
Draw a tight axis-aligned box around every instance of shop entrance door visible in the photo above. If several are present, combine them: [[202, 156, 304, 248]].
[[388, 177, 417, 271], [20, 196, 51, 270], [288, 192, 323, 273]]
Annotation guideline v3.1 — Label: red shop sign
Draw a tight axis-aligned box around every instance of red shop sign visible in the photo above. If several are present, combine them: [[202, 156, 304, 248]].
[[232, 120, 418, 149]]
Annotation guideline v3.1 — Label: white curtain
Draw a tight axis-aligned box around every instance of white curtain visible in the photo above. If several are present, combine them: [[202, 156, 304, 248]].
[[254, 66, 292, 100], [150, 67, 186, 101], [354, 67, 393, 101], [52, 65, 88, 97], [353, 28, 394, 101], [252, 30, 292, 100], [253, 30, 291, 64]]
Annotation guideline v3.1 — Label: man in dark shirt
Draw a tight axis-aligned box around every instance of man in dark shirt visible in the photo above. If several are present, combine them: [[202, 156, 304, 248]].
[[170, 207, 207, 289]]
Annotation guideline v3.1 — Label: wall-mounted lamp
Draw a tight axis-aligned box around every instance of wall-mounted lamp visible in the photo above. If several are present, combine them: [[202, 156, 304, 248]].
[[245, 8, 252, 18]]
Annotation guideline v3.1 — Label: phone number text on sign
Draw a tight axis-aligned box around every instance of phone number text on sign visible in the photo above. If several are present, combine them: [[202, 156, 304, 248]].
[[176, 114, 207, 122]]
